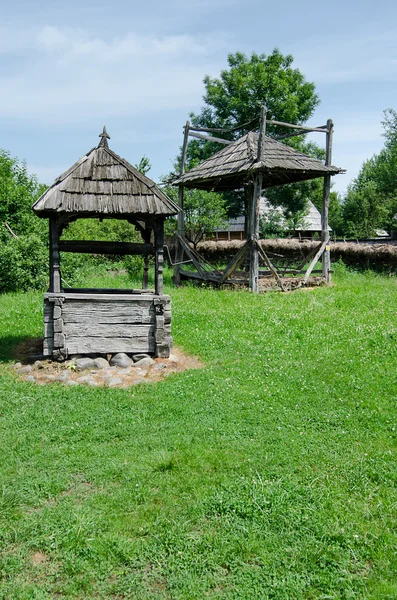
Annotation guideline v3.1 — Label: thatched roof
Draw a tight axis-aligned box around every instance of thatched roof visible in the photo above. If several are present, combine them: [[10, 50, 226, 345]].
[[33, 128, 179, 218], [174, 131, 345, 191]]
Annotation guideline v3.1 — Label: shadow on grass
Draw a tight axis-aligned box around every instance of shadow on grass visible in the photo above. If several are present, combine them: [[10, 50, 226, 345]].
[[0, 336, 43, 363]]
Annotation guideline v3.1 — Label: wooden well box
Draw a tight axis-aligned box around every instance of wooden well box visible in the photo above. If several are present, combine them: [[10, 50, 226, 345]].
[[43, 291, 172, 359]]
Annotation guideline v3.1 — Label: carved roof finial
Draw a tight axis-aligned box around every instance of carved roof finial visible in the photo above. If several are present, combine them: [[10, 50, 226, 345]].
[[98, 126, 110, 148]]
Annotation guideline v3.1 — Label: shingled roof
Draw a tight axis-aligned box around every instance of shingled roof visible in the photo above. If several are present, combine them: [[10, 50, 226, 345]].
[[33, 128, 179, 218], [174, 131, 345, 191]]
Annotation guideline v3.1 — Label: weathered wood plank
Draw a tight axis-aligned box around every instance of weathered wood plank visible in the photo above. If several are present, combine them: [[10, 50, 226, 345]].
[[63, 289, 155, 297], [62, 303, 155, 324], [45, 292, 156, 301], [66, 336, 155, 355], [64, 323, 154, 338]]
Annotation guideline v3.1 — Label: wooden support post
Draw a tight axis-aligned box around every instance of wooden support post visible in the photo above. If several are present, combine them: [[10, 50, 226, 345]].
[[49, 216, 61, 293], [322, 118, 333, 282], [249, 105, 266, 293], [249, 175, 261, 292], [174, 120, 190, 285], [142, 227, 151, 289], [155, 220, 165, 295]]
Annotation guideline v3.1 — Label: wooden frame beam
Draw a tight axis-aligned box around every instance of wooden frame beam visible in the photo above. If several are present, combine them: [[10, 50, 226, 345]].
[[59, 240, 153, 256], [188, 131, 233, 145], [219, 240, 250, 284], [266, 119, 329, 133], [303, 240, 328, 284]]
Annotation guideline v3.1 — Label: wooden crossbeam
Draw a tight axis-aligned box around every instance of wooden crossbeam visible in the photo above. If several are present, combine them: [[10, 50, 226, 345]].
[[177, 235, 209, 280], [188, 131, 233, 146], [303, 240, 328, 284], [255, 241, 286, 292], [219, 240, 250, 284], [59, 240, 153, 256], [267, 120, 328, 133], [295, 242, 323, 271]]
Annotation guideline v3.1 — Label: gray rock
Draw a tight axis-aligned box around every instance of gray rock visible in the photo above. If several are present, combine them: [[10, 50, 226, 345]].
[[13, 362, 22, 370], [102, 369, 116, 380], [168, 354, 179, 363], [134, 368, 147, 377], [132, 353, 151, 362], [55, 371, 70, 382], [76, 375, 96, 384], [76, 358, 95, 371], [108, 377, 123, 387], [26, 375, 36, 382], [110, 353, 133, 368], [134, 357, 154, 367], [93, 357, 110, 370], [16, 365, 32, 375], [34, 360, 44, 369], [66, 380, 79, 386], [154, 363, 167, 371]]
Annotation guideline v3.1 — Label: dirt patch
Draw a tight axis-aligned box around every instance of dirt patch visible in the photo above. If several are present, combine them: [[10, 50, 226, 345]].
[[11, 345, 203, 389], [31, 551, 48, 565]]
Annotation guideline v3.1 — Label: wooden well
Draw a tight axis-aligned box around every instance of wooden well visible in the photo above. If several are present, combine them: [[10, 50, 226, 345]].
[[33, 127, 179, 360], [43, 292, 172, 358]]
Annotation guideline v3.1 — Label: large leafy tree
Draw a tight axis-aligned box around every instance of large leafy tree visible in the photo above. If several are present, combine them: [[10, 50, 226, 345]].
[[181, 49, 323, 220], [342, 109, 397, 237]]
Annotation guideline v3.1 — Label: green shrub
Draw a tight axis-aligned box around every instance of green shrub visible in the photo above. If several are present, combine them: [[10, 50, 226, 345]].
[[122, 255, 145, 279], [0, 235, 48, 292]]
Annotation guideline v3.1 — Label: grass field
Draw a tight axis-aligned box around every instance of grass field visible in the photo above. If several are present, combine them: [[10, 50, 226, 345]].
[[1, 267, 397, 599]]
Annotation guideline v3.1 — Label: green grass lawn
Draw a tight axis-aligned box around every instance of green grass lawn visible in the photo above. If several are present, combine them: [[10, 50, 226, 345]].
[[1, 267, 397, 599]]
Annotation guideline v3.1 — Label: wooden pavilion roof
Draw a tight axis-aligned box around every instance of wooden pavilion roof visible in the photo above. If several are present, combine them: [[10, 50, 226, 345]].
[[33, 128, 179, 218], [174, 131, 345, 191]]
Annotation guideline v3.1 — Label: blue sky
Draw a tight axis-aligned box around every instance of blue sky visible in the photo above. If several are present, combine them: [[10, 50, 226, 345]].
[[1, 0, 396, 195]]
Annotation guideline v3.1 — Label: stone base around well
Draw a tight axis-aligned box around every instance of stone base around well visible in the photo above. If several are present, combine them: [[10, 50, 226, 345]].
[[43, 291, 172, 360]]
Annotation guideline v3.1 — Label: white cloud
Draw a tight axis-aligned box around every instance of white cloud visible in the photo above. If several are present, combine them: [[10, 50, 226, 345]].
[[0, 26, 229, 123], [293, 29, 397, 83]]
